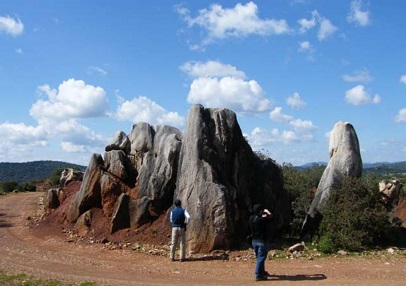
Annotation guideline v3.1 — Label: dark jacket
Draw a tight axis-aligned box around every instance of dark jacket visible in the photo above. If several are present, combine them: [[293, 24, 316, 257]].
[[249, 214, 271, 242]]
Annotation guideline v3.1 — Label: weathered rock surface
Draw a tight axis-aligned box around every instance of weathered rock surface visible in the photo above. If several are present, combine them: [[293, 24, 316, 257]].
[[175, 105, 290, 252], [302, 121, 362, 236], [44, 188, 61, 213], [288, 242, 305, 253], [60, 168, 84, 188], [392, 197, 406, 228], [379, 179, 403, 208], [62, 104, 291, 252]]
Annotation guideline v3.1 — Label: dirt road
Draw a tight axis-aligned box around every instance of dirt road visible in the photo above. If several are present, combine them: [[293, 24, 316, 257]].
[[1, 192, 406, 285]]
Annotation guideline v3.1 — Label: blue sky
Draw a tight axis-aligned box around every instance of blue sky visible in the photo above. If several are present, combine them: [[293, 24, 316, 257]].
[[1, 0, 405, 166]]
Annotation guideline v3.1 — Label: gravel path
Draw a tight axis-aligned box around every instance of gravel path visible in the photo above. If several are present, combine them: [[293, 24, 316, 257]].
[[1, 192, 406, 285]]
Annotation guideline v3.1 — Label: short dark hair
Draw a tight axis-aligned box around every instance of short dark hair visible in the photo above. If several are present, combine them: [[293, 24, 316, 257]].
[[174, 199, 181, 207], [253, 204, 263, 215]]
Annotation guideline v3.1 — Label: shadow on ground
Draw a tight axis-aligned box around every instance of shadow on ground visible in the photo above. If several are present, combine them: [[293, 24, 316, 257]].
[[269, 273, 327, 281]]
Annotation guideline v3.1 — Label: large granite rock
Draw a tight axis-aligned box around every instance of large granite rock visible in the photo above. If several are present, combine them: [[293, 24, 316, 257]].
[[302, 121, 362, 236], [175, 105, 290, 252], [64, 104, 291, 252]]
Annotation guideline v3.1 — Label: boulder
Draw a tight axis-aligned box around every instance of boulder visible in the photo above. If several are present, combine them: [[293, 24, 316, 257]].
[[302, 121, 362, 236], [288, 242, 305, 253], [44, 188, 61, 212], [111, 193, 131, 233], [74, 210, 92, 236], [175, 105, 290, 253], [110, 194, 153, 234], [65, 154, 104, 223], [60, 168, 84, 188], [379, 179, 403, 208], [105, 131, 130, 153]]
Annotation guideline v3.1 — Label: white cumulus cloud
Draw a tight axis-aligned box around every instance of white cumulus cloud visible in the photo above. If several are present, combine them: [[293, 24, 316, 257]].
[[267, 106, 316, 143], [286, 92, 306, 109], [0, 122, 47, 146], [249, 127, 298, 146], [270, 107, 293, 122], [347, 0, 370, 27], [344, 85, 381, 105], [177, 2, 291, 49], [0, 15, 24, 36], [116, 96, 185, 128], [298, 10, 337, 41], [298, 10, 318, 33], [342, 69, 373, 83], [181, 61, 245, 79], [54, 120, 106, 153], [318, 17, 338, 41], [30, 79, 110, 121], [298, 41, 315, 60], [395, 108, 406, 123], [0, 122, 48, 161], [400, 74, 406, 85], [183, 61, 271, 113]]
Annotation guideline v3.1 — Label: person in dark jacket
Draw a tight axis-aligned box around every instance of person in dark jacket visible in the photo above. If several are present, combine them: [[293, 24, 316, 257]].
[[249, 203, 272, 281], [169, 199, 190, 261]]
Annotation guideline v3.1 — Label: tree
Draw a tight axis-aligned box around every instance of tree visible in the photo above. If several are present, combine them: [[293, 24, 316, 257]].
[[0, 181, 19, 193], [282, 163, 324, 238]]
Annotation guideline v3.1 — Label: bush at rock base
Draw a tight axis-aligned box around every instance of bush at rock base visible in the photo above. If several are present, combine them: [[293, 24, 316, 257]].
[[281, 163, 325, 239], [316, 175, 392, 253]]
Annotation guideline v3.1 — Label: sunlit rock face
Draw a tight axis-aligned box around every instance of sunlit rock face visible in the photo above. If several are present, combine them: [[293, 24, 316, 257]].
[[174, 104, 290, 253], [302, 121, 363, 237], [64, 104, 291, 253]]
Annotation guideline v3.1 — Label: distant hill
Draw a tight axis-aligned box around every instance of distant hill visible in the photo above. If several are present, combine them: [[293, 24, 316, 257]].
[[363, 161, 406, 176], [0, 161, 86, 183], [1, 160, 405, 185], [297, 161, 406, 177]]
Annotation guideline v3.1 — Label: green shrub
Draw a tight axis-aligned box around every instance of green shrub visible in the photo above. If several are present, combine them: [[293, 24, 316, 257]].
[[0, 270, 96, 285], [282, 163, 324, 238], [50, 168, 64, 186], [0, 181, 19, 193], [317, 234, 334, 254], [17, 183, 37, 192], [317, 175, 391, 252]]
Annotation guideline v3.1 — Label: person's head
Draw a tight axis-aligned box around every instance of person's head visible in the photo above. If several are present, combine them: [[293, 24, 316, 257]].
[[253, 204, 264, 215], [174, 199, 181, 207]]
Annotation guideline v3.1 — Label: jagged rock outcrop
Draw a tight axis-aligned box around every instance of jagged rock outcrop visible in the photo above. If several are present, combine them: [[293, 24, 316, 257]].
[[175, 105, 290, 252], [60, 168, 84, 188], [63, 104, 291, 252], [302, 121, 362, 236], [65, 123, 182, 231], [379, 179, 403, 208]]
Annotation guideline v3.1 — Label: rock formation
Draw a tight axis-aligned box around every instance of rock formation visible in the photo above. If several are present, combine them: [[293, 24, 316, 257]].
[[60, 168, 84, 188], [175, 105, 291, 252], [302, 121, 363, 236], [62, 104, 291, 253], [379, 179, 403, 208]]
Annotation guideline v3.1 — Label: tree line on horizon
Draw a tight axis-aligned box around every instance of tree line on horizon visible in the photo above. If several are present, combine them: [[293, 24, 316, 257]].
[[0, 160, 86, 185]]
